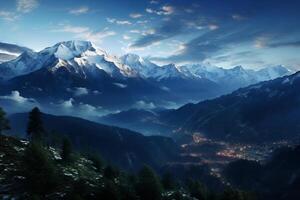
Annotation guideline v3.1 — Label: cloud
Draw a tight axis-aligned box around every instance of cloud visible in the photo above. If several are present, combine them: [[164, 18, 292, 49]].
[[131, 19, 186, 47], [130, 30, 141, 34], [78, 29, 116, 43], [161, 6, 174, 15], [60, 98, 74, 108], [146, 5, 174, 16], [254, 36, 269, 49], [268, 40, 300, 48], [69, 6, 89, 15], [0, 91, 35, 103], [17, 0, 39, 13], [141, 0, 300, 65], [150, 0, 159, 4], [53, 98, 106, 119], [152, 24, 266, 63], [59, 25, 90, 34], [133, 100, 156, 110], [56, 25, 116, 44], [232, 14, 246, 21], [73, 87, 89, 96], [107, 18, 132, 25], [208, 24, 219, 30], [123, 35, 131, 40], [0, 94, 110, 120], [0, 91, 38, 114], [0, 11, 19, 21], [130, 13, 142, 18], [113, 83, 127, 88]]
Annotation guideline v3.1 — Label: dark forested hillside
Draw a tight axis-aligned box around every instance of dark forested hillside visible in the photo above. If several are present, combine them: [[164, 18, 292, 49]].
[[8, 112, 180, 171], [224, 145, 300, 200], [160, 72, 300, 143]]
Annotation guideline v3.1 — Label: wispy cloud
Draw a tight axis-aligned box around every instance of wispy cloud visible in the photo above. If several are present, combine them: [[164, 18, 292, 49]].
[[59, 25, 90, 33], [130, 13, 142, 18], [55, 25, 116, 44], [146, 5, 174, 15], [0, 91, 35, 103], [0, 0, 38, 22], [132, 100, 156, 110], [123, 35, 131, 40], [107, 18, 132, 25], [269, 40, 300, 48], [79, 29, 116, 43], [69, 6, 89, 15], [150, 0, 159, 4], [232, 14, 246, 21], [208, 24, 219, 30], [0, 11, 19, 21], [131, 19, 185, 47], [254, 36, 269, 49], [17, 0, 39, 13], [130, 30, 141, 34], [67, 87, 89, 96]]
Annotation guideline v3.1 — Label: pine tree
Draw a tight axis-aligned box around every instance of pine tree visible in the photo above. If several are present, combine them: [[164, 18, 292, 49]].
[[162, 172, 176, 190], [22, 142, 60, 195], [187, 179, 208, 200], [0, 107, 10, 135], [27, 107, 44, 141], [104, 165, 120, 180], [136, 165, 163, 200], [88, 154, 104, 172], [98, 180, 120, 200], [61, 137, 73, 163]]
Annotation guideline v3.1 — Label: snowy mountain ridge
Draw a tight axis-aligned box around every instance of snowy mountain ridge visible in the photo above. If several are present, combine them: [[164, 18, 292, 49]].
[[0, 40, 293, 84]]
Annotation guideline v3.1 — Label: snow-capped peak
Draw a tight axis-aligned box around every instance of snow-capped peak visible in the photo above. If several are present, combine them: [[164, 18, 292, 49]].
[[121, 53, 143, 63], [41, 40, 96, 60], [256, 65, 292, 81], [119, 53, 183, 80]]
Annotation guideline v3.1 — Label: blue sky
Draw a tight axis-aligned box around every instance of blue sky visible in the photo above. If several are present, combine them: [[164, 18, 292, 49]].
[[0, 0, 300, 69]]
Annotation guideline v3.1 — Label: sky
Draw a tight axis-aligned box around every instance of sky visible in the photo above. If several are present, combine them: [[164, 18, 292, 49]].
[[0, 0, 300, 69]]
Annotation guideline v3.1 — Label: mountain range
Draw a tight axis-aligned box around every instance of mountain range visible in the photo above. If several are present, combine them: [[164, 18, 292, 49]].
[[101, 71, 300, 143], [0, 40, 291, 117]]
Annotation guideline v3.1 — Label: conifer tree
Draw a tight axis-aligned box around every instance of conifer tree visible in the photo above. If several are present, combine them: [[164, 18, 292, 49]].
[[27, 107, 44, 141], [22, 142, 60, 195], [61, 137, 73, 162], [162, 172, 176, 190], [0, 107, 10, 135], [136, 165, 163, 200], [187, 179, 208, 200]]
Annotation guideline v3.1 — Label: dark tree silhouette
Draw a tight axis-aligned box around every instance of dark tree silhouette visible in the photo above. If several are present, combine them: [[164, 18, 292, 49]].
[[61, 137, 73, 163], [136, 165, 163, 200], [88, 154, 104, 172], [187, 179, 208, 200], [27, 107, 44, 141], [162, 172, 176, 190], [0, 107, 10, 135], [104, 165, 120, 180], [22, 142, 60, 196]]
